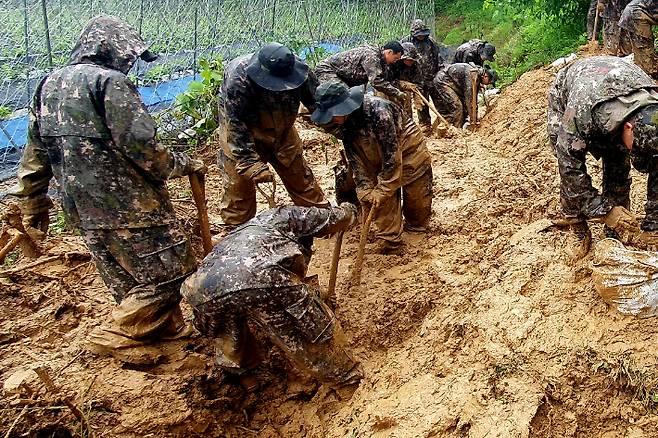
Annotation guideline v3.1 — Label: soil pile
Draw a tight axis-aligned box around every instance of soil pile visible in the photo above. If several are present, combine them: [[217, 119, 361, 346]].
[[2, 63, 658, 437]]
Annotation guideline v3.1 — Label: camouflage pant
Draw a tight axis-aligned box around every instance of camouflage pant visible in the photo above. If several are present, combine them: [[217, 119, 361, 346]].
[[587, 0, 598, 40], [434, 84, 466, 128], [603, 14, 622, 53], [83, 225, 196, 339], [619, 29, 658, 78], [218, 146, 328, 226], [189, 283, 363, 387]]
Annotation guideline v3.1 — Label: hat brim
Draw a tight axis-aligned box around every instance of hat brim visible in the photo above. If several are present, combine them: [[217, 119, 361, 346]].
[[413, 30, 431, 37], [245, 53, 309, 91], [311, 86, 364, 125]]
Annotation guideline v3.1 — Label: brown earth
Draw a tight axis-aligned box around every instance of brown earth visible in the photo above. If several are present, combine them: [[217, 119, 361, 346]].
[[2, 60, 658, 438]]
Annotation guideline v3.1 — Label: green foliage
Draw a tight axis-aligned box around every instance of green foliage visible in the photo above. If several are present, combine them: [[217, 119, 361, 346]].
[[49, 211, 69, 235], [0, 106, 12, 119], [175, 57, 224, 141], [437, 0, 589, 87]]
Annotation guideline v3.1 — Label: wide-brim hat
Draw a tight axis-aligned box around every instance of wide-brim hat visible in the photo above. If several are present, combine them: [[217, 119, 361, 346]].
[[311, 82, 364, 125], [246, 42, 309, 92], [413, 28, 431, 37]]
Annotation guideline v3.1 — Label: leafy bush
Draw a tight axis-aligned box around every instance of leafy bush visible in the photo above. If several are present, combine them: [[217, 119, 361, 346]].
[[0, 106, 11, 119], [175, 57, 224, 142]]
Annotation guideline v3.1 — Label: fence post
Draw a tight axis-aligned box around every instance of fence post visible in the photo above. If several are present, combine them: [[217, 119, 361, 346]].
[[193, 5, 198, 80], [40, 0, 53, 68], [138, 0, 144, 34], [23, 0, 31, 98], [271, 0, 276, 37]]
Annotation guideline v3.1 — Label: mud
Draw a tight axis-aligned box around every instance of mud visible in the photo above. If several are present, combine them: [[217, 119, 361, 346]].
[[2, 61, 658, 437]]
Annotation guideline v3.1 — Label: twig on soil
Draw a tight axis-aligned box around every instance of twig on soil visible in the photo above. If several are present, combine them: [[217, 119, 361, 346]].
[[0, 252, 91, 278], [56, 350, 84, 374], [4, 405, 28, 438]]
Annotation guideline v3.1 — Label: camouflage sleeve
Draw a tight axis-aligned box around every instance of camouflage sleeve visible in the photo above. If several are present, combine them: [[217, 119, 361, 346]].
[[362, 54, 402, 99], [372, 106, 403, 196], [103, 74, 195, 181], [555, 128, 612, 218], [300, 70, 319, 113], [641, 158, 658, 231], [453, 47, 465, 63], [11, 104, 54, 215], [222, 75, 267, 179], [285, 204, 357, 238]]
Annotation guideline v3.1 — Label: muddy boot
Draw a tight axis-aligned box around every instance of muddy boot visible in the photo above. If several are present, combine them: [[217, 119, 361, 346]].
[[159, 305, 196, 340], [404, 223, 427, 233], [375, 239, 404, 255], [87, 326, 165, 365]]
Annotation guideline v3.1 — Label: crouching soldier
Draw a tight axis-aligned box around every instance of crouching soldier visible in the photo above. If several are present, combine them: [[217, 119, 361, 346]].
[[311, 82, 433, 254], [181, 204, 363, 390], [219, 42, 328, 226], [433, 63, 496, 128], [10, 16, 205, 363], [618, 0, 658, 78], [547, 56, 658, 246]]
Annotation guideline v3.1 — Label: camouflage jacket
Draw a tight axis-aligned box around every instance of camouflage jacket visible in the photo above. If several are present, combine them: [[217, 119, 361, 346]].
[[547, 56, 658, 219], [314, 45, 402, 99], [400, 20, 443, 84], [619, 0, 658, 38], [453, 40, 488, 66], [434, 63, 480, 103], [180, 205, 356, 304], [219, 54, 318, 178], [11, 16, 196, 230]]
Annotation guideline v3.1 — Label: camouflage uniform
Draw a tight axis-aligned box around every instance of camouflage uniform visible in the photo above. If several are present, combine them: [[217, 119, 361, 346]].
[[547, 56, 658, 230], [338, 95, 433, 245], [453, 39, 493, 66], [314, 45, 404, 101], [181, 205, 363, 387], [587, 0, 600, 40], [219, 54, 328, 225], [619, 0, 658, 78], [433, 63, 482, 128], [602, 0, 633, 52], [10, 16, 198, 345], [400, 19, 444, 126]]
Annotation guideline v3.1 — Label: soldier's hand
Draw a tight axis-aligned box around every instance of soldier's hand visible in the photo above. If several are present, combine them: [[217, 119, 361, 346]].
[[252, 168, 274, 184], [601, 206, 639, 233], [597, 1, 605, 13], [361, 189, 386, 209], [339, 202, 359, 227], [24, 211, 50, 234], [190, 159, 207, 175], [399, 81, 418, 93]]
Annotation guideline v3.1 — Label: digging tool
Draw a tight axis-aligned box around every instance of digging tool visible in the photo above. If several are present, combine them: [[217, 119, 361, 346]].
[[351, 205, 376, 284], [256, 178, 278, 209], [323, 230, 344, 304], [410, 87, 450, 128], [591, 9, 600, 44], [469, 70, 479, 127], [188, 172, 213, 256]]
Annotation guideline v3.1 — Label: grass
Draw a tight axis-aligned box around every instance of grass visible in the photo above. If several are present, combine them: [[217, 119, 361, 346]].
[[595, 354, 658, 411]]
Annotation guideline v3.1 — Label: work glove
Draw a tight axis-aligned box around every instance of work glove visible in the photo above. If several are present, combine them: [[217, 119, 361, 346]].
[[252, 168, 274, 184], [190, 159, 207, 175], [600, 206, 639, 233], [634, 231, 658, 251], [24, 211, 50, 234], [359, 187, 387, 209], [399, 81, 418, 93]]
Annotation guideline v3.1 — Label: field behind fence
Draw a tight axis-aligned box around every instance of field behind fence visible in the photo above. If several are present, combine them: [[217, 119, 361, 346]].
[[0, 0, 435, 178]]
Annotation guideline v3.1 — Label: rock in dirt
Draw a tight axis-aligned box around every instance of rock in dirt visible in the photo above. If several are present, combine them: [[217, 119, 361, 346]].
[[3, 367, 39, 394]]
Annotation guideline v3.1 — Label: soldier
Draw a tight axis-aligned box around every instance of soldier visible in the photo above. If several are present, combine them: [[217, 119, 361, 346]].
[[453, 39, 496, 66], [547, 56, 658, 246], [619, 0, 658, 78], [602, 0, 633, 53], [314, 41, 406, 104], [311, 82, 433, 253], [387, 42, 423, 115], [400, 19, 444, 128], [433, 63, 497, 128], [9, 16, 205, 363], [219, 42, 328, 226], [181, 204, 363, 390]]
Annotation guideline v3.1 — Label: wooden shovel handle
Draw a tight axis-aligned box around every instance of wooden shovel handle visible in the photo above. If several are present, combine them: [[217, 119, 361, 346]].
[[189, 172, 213, 256]]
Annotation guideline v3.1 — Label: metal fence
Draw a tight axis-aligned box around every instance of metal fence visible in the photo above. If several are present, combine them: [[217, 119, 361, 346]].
[[0, 0, 435, 178]]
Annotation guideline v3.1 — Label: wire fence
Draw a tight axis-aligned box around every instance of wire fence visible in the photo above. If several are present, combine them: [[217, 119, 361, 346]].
[[0, 0, 435, 179]]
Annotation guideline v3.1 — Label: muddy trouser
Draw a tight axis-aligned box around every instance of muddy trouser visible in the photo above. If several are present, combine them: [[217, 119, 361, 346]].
[[619, 29, 658, 77], [403, 165, 433, 228], [190, 283, 363, 387], [601, 147, 632, 210], [218, 141, 328, 226], [434, 84, 465, 128], [83, 225, 196, 340], [586, 0, 598, 40], [603, 15, 622, 53], [416, 84, 433, 127]]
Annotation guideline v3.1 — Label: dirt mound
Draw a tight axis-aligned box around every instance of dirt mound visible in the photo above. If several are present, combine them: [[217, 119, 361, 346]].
[[2, 60, 658, 437]]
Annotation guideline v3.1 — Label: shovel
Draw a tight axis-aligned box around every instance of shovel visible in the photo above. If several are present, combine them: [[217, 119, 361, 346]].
[[188, 172, 213, 256], [323, 230, 344, 305], [409, 87, 450, 136], [351, 205, 376, 284]]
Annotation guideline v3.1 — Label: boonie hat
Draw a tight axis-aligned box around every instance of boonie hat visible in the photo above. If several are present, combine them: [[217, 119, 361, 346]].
[[311, 81, 364, 125], [246, 42, 309, 91]]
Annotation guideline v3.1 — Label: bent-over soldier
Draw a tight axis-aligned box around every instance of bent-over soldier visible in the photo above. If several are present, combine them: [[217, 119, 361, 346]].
[[453, 39, 496, 66]]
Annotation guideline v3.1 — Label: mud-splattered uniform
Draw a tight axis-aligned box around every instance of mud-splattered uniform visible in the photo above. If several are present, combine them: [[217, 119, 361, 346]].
[[219, 54, 328, 225], [10, 16, 198, 342], [338, 95, 433, 244], [601, 0, 634, 52], [400, 19, 444, 126], [314, 45, 404, 101], [453, 40, 491, 66], [547, 56, 658, 230], [181, 205, 363, 387], [619, 0, 658, 78], [433, 63, 481, 128]]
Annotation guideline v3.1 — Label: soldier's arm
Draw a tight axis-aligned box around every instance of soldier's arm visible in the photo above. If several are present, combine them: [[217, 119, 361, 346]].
[[222, 76, 268, 179], [555, 128, 611, 218], [103, 74, 197, 181], [300, 69, 319, 113], [285, 204, 357, 238], [363, 54, 403, 99], [11, 105, 54, 217]]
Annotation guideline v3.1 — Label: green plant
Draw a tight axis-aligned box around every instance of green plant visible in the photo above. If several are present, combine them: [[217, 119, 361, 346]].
[[49, 211, 69, 235], [175, 57, 224, 141], [0, 106, 11, 119]]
